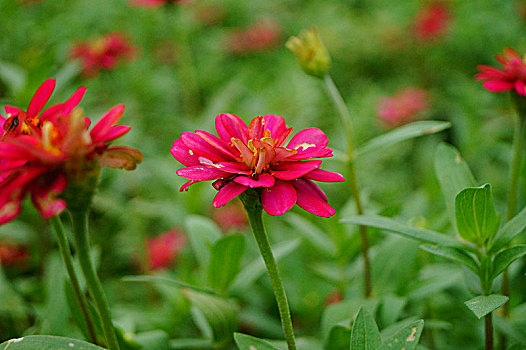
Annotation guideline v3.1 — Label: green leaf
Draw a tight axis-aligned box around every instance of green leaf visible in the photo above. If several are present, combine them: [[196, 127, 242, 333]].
[[234, 333, 280, 350], [285, 213, 337, 257], [230, 239, 300, 293], [0, 60, 26, 95], [208, 234, 246, 293], [434, 143, 476, 227], [464, 294, 509, 319], [185, 215, 222, 270], [492, 245, 526, 279], [350, 307, 382, 350], [133, 330, 170, 350], [324, 325, 350, 350], [169, 338, 215, 349], [341, 215, 465, 248], [489, 206, 526, 254], [455, 184, 501, 246], [122, 275, 218, 295], [355, 121, 450, 157], [419, 244, 479, 274], [379, 320, 424, 350], [0, 336, 105, 349]]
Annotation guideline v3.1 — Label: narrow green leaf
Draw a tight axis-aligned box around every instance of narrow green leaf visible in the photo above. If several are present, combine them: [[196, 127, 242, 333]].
[[208, 234, 246, 293], [0, 336, 105, 349], [464, 294, 509, 319], [420, 244, 479, 274], [455, 184, 501, 246], [285, 213, 337, 257], [169, 338, 215, 349], [185, 215, 222, 270], [133, 330, 170, 350], [341, 215, 465, 248], [230, 239, 300, 293], [492, 245, 526, 279], [379, 320, 424, 350], [350, 308, 382, 350], [489, 206, 526, 254], [0, 60, 26, 95], [355, 121, 450, 157], [234, 333, 280, 350], [122, 275, 218, 295], [434, 143, 476, 227]]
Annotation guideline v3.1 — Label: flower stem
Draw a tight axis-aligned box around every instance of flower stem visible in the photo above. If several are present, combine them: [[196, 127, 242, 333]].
[[240, 193, 297, 350], [70, 210, 120, 350], [506, 109, 526, 222], [485, 313, 494, 350], [50, 216, 98, 344], [323, 74, 372, 298]]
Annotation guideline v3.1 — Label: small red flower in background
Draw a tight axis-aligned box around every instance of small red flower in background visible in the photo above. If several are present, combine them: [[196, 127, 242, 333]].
[[412, 1, 452, 41], [171, 113, 344, 217], [476, 48, 526, 96], [148, 230, 186, 270], [0, 241, 29, 267], [71, 32, 136, 78], [325, 289, 343, 305], [0, 79, 143, 225], [377, 88, 429, 128], [227, 20, 282, 55], [212, 201, 248, 232], [130, 0, 183, 8]]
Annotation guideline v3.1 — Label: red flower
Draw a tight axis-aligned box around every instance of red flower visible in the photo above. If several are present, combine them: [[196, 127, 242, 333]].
[[148, 230, 186, 270], [412, 1, 452, 41], [0, 79, 143, 225], [0, 241, 29, 267], [130, 0, 183, 8], [377, 88, 429, 128], [212, 201, 248, 232], [227, 20, 282, 55], [71, 32, 136, 78], [476, 48, 526, 96], [171, 114, 344, 217]]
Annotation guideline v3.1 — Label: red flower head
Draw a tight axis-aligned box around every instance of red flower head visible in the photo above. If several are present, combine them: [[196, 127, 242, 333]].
[[130, 0, 183, 8], [212, 201, 248, 232], [0, 241, 29, 267], [71, 32, 136, 78], [0, 79, 143, 225], [171, 114, 345, 217], [476, 48, 526, 96], [147, 229, 186, 270], [227, 20, 282, 55], [377, 88, 429, 128], [412, 1, 452, 42]]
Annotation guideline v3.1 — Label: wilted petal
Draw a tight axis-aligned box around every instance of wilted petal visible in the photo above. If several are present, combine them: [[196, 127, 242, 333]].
[[292, 178, 335, 217], [170, 139, 201, 166], [304, 168, 345, 182], [177, 166, 230, 181], [31, 174, 67, 219], [272, 160, 321, 180], [213, 182, 247, 207], [90, 105, 125, 142], [261, 180, 297, 216], [99, 146, 143, 170], [234, 173, 275, 188], [215, 113, 248, 144], [27, 79, 56, 118]]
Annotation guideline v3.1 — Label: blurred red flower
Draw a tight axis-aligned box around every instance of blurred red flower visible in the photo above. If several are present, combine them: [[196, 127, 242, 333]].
[[412, 1, 452, 41], [227, 20, 282, 55], [71, 32, 136, 78], [171, 113, 344, 217], [476, 48, 526, 96], [0, 241, 28, 267], [212, 201, 248, 232], [377, 88, 429, 128], [130, 0, 183, 8], [325, 289, 343, 305], [0, 79, 143, 225], [148, 230, 186, 270]]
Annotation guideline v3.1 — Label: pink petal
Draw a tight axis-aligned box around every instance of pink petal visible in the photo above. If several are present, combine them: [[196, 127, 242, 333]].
[[31, 174, 67, 219], [483, 80, 514, 92], [181, 132, 231, 163], [262, 114, 287, 139], [170, 139, 202, 166], [27, 79, 56, 118], [100, 125, 131, 142], [215, 113, 248, 144], [63, 86, 87, 114], [292, 178, 335, 217], [4, 105, 23, 117], [287, 127, 330, 160], [515, 80, 526, 96], [176, 166, 230, 181], [234, 173, 275, 188], [214, 161, 251, 175], [261, 180, 297, 216], [304, 169, 345, 182], [196, 130, 238, 158], [0, 115, 5, 130], [271, 160, 322, 180], [90, 105, 125, 142], [213, 182, 247, 207], [180, 180, 199, 192], [248, 116, 265, 140]]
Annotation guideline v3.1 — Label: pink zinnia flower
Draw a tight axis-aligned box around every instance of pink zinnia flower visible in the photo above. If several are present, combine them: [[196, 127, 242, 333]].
[[476, 48, 526, 96], [147, 230, 186, 270], [0, 241, 29, 267], [212, 201, 248, 232], [227, 20, 282, 55], [171, 114, 345, 217], [0, 79, 143, 225], [377, 88, 429, 128], [71, 32, 136, 78], [412, 1, 452, 41]]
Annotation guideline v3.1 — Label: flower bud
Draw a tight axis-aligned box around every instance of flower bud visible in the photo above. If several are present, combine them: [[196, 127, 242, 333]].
[[286, 27, 331, 79]]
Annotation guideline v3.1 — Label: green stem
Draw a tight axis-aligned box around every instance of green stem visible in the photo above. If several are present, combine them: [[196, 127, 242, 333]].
[[485, 313, 494, 350], [50, 216, 98, 344], [506, 112, 526, 222], [70, 210, 120, 350], [323, 74, 372, 297], [240, 193, 297, 350]]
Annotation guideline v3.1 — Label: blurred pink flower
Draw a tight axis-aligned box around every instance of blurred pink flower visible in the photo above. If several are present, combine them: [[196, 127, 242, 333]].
[[171, 113, 344, 217], [0, 241, 29, 267], [0, 79, 143, 225], [148, 230, 186, 270], [130, 0, 183, 8], [212, 201, 248, 232], [227, 21, 282, 55], [378, 88, 429, 128], [412, 1, 452, 41], [71, 32, 136, 78], [476, 48, 526, 96]]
